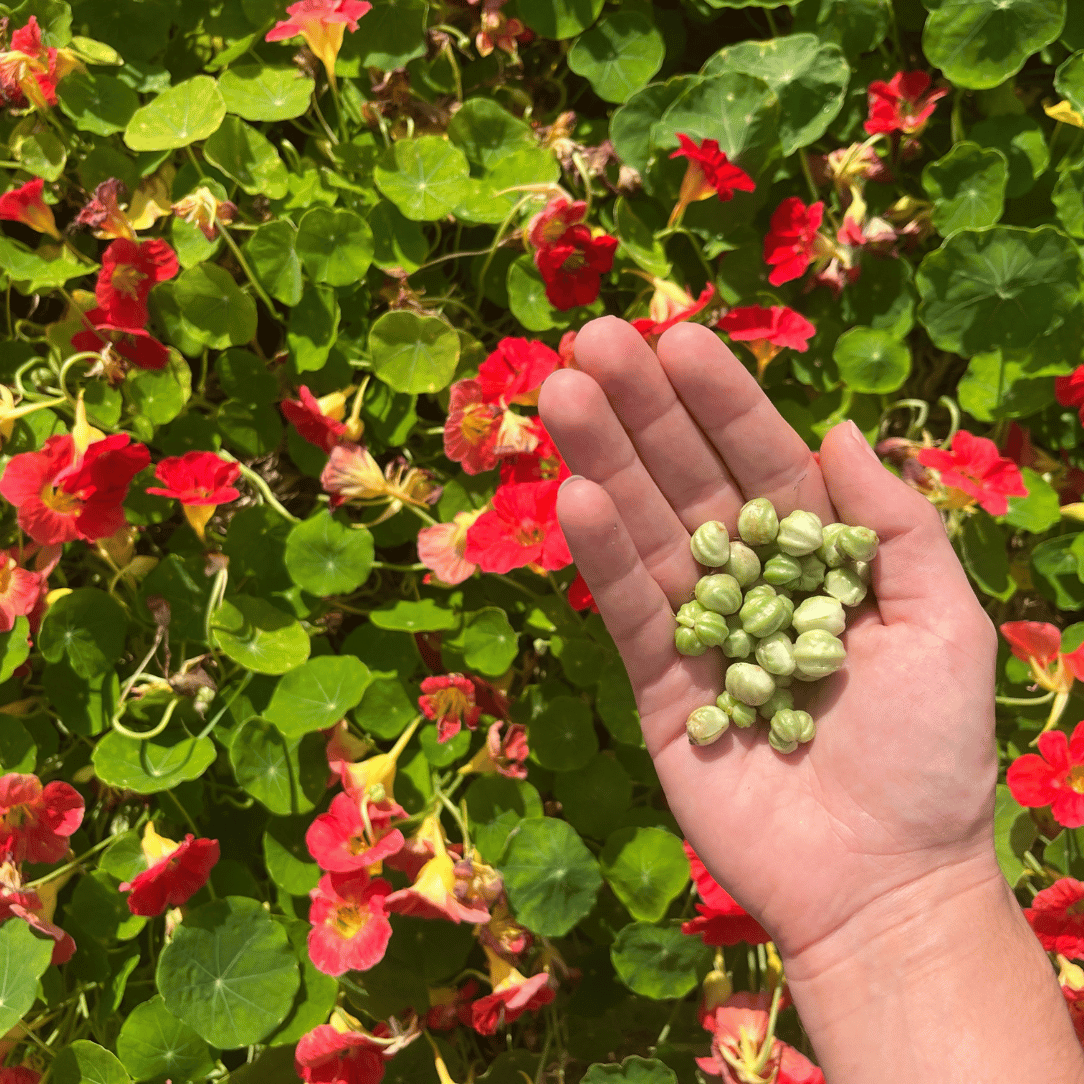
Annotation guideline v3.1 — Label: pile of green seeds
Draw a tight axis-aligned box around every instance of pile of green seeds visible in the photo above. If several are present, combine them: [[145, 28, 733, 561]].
[[677, 497, 878, 754]]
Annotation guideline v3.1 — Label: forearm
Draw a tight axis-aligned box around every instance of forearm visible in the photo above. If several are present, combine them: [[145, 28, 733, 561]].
[[781, 858, 1084, 1083]]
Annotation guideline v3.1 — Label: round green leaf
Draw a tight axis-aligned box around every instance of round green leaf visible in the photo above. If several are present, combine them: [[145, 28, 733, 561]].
[[216, 348, 279, 404], [173, 264, 258, 349], [568, 13, 664, 104], [0, 718, 34, 774], [1056, 51, 1084, 117], [0, 918, 53, 1034], [610, 78, 693, 176], [288, 284, 339, 373], [369, 199, 429, 272], [53, 1041, 130, 1084], [1053, 161, 1084, 239], [516, 0, 604, 39], [296, 207, 374, 286], [791, 0, 889, 55], [157, 896, 300, 1049], [204, 114, 288, 199], [39, 588, 126, 678], [1006, 467, 1061, 534], [968, 116, 1048, 200], [0, 616, 31, 684], [124, 357, 190, 427], [92, 730, 217, 794], [610, 923, 706, 999], [447, 98, 535, 169], [244, 220, 304, 306], [500, 817, 602, 936], [581, 1057, 678, 1084], [705, 33, 848, 155], [219, 63, 315, 121], [530, 694, 598, 771], [117, 996, 214, 1083], [507, 254, 561, 331], [460, 607, 518, 676], [56, 70, 138, 135], [124, 75, 226, 150], [923, 0, 1066, 90], [369, 310, 460, 394], [832, 327, 911, 394], [229, 718, 327, 814], [263, 816, 321, 896], [264, 655, 373, 738], [266, 920, 339, 1045], [285, 511, 375, 596], [374, 136, 470, 221], [217, 401, 283, 457], [554, 754, 632, 840], [419, 725, 471, 767], [923, 141, 1008, 236], [599, 827, 689, 922], [917, 227, 1080, 357], [369, 597, 458, 632], [210, 594, 311, 674], [336, 0, 427, 71]]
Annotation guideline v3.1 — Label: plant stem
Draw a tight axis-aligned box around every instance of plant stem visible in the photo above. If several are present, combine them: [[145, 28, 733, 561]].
[[215, 216, 281, 319], [218, 451, 301, 522]]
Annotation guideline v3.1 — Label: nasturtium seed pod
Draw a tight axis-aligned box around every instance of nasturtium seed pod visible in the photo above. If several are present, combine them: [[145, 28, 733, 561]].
[[824, 567, 867, 607], [694, 610, 730, 648], [725, 541, 761, 587], [676, 600, 707, 628], [745, 583, 776, 602], [839, 525, 878, 563], [763, 553, 802, 589], [760, 686, 794, 719], [725, 662, 776, 706], [853, 559, 871, 585], [755, 631, 796, 676], [687, 704, 730, 746], [723, 629, 753, 659], [776, 509, 823, 556], [738, 497, 779, 546], [773, 673, 792, 688], [716, 691, 757, 728], [768, 709, 816, 754], [793, 629, 846, 678], [740, 594, 788, 638], [776, 593, 794, 627], [691, 520, 731, 566], [791, 595, 846, 636], [816, 523, 847, 568], [695, 573, 743, 615], [797, 553, 826, 592], [675, 626, 709, 656]]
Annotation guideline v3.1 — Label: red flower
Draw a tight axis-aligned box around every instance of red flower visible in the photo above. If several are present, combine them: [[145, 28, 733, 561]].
[[443, 380, 502, 474], [266, 0, 372, 89], [147, 451, 241, 506], [0, 888, 76, 965], [567, 571, 599, 613], [425, 981, 477, 1030], [0, 773, 83, 865], [668, 134, 755, 226], [534, 224, 618, 311], [295, 1024, 387, 1084], [95, 237, 179, 329], [282, 386, 349, 453], [682, 842, 770, 946], [0, 178, 59, 239], [477, 338, 563, 408], [717, 305, 816, 382], [470, 945, 555, 1035], [0, 1067, 41, 1084], [0, 18, 58, 110], [307, 870, 393, 976], [916, 430, 1028, 516], [1057, 365, 1084, 424], [1007, 723, 1084, 829], [71, 308, 170, 373], [0, 550, 43, 634], [0, 432, 150, 546], [527, 197, 587, 249], [464, 480, 572, 574], [119, 824, 219, 916], [305, 792, 405, 873], [762, 198, 825, 286], [416, 510, 483, 586], [1024, 877, 1084, 957], [864, 71, 948, 137], [419, 674, 482, 743], [632, 281, 716, 344], [498, 418, 569, 486]]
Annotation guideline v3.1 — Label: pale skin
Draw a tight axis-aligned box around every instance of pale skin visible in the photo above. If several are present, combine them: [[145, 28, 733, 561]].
[[537, 316, 1084, 1082]]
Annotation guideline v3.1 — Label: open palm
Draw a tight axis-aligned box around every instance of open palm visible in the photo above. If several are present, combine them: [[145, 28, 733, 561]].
[[537, 316, 1004, 963]]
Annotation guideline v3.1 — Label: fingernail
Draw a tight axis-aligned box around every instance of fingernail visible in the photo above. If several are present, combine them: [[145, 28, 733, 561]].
[[848, 421, 879, 462], [559, 474, 585, 492]]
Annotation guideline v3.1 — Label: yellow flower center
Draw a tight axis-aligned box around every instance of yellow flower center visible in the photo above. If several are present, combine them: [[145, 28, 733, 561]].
[[331, 902, 370, 939], [40, 484, 82, 515]]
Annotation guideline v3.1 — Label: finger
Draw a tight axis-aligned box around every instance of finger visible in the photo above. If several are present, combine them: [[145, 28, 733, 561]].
[[555, 476, 720, 755], [538, 368, 699, 608], [569, 316, 747, 530], [818, 420, 980, 634], [655, 322, 835, 523]]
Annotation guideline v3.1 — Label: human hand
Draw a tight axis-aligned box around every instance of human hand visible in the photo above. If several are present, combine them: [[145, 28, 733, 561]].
[[537, 316, 1003, 966]]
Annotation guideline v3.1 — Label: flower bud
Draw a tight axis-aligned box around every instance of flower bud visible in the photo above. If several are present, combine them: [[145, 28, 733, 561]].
[[763, 553, 802, 589], [695, 573, 742, 615], [694, 610, 730, 648], [839, 525, 878, 563], [723, 628, 753, 659], [691, 520, 731, 567], [760, 686, 794, 719], [824, 567, 867, 607], [755, 631, 796, 676], [676, 600, 707, 628], [797, 553, 826, 592], [739, 594, 788, 638], [675, 626, 709, 656], [776, 509, 823, 556], [687, 704, 730, 746], [716, 691, 757, 727], [724, 662, 776, 706], [792, 595, 846, 636], [725, 541, 761, 587], [816, 523, 847, 568], [768, 708, 815, 754], [793, 629, 846, 678], [737, 497, 778, 546]]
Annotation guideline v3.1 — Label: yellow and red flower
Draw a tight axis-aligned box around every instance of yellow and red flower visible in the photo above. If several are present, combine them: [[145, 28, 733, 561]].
[[916, 430, 1027, 516], [469, 944, 555, 1035], [631, 279, 716, 346], [418, 674, 481, 743], [118, 822, 219, 916], [864, 70, 948, 137], [534, 223, 617, 311], [464, 479, 572, 574], [717, 305, 816, 383], [71, 308, 171, 374], [265, 0, 372, 90], [416, 509, 484, 586], [0, 178, 59, 239], [305, 791, 406, 873], [146, 451, 242, 542], [307, 869, 393, 976], [294, 1021, 388, 1084], [1024, 877, 1084, 958], [95, 237, 179, 329], [668, 133, 755, 226]]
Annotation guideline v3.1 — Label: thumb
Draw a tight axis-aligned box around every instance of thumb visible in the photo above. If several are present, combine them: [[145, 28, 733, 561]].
[[818, 420, 978, 631]]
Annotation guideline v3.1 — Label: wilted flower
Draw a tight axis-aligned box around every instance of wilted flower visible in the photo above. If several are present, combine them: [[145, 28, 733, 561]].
[[631, 278, 716, 345], [171, 186, 237, 240], [281, 386, 352, 452], [416, 509, 484, 585], [73, 178, 135, 241], [460, 721, 530, 779], [72, 309, 171, 375], [527, 196, 587, 249], [320, 442, 440, 520], [419, 674, 481, 743]]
